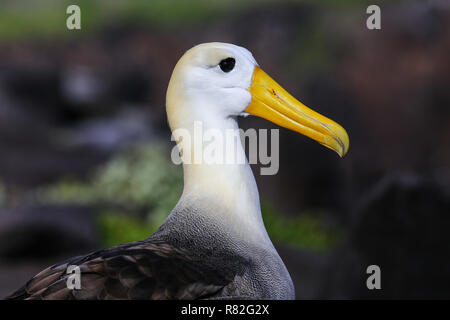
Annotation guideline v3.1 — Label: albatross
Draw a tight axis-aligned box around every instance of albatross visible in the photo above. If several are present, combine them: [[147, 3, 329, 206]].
[[6, 42, 349, 300]]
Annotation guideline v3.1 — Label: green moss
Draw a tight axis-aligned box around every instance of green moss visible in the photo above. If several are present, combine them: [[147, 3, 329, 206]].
[[95, 202, 341, 251], [262, 202, 341, 251], [97, 212, 158, 247]]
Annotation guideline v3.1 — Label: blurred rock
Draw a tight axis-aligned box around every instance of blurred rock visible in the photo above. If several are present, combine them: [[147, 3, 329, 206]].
[[276, 244, 330, 299], [61, 66, 105, 106], [324, 173, 450, 299], [66, 108, 154, 151], [0, 205, 99, 261]]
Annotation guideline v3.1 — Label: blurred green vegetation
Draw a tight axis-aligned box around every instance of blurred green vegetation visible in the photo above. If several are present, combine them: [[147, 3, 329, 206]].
[[0, 0, 393, 40], [97, 207, 340, 251], [97, 213, 159, 248], [40, 143, 183, 225], [291, 26, 335, 73], [38, 142, 340, 251], [261, 202, 340, 251], [0, 0, 246, 40]]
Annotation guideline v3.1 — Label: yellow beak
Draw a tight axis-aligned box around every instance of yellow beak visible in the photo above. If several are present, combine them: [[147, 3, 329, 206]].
[[245, 67, 349, 157]]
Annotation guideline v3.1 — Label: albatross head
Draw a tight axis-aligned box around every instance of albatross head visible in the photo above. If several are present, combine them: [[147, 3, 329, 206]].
[[167, 42, 349, 157]]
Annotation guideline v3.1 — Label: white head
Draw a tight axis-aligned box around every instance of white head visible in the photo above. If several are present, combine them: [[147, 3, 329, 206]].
[[166, 42, 257, 132], [165, 42, 349, 242], [166, 42, 349, 157]]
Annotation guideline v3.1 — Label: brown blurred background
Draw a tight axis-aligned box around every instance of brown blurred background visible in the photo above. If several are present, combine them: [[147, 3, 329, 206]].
[[0, 0, 449, 299]]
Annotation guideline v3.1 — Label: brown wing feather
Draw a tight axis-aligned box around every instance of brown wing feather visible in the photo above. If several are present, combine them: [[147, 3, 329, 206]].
[[5, 240, 237, 300]]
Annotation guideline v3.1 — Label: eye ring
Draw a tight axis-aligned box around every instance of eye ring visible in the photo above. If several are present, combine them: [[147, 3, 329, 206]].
[[219, 57, 235, 73]]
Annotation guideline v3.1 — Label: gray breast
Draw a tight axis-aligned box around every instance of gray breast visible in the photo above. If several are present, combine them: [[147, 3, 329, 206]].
[[150, 203, 295, 299]]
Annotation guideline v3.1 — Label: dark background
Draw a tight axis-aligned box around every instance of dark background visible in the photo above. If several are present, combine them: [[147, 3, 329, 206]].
[[0, 0, 449, 299]]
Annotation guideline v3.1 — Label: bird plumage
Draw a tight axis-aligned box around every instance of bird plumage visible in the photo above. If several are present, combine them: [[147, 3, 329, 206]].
[[7, 240, 235, 300], [7, 203, 293, 300], [6, 42, 349, 300]]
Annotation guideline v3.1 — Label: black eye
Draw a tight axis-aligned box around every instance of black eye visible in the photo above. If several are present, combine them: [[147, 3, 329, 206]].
[[219, 57, 235, 73]]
